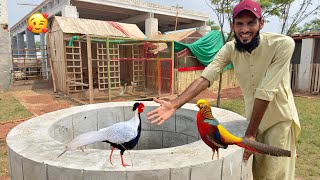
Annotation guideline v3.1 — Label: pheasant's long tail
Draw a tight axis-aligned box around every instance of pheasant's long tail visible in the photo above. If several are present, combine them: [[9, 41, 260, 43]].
[[235, 139, 291, 157], [57, 130, 108, 158]]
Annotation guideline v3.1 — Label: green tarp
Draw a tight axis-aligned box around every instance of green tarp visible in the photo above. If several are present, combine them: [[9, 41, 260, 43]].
[[174, 30, 233, 69]]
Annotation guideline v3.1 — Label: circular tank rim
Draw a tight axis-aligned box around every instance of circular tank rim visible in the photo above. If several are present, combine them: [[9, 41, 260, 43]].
[[6, 101, 249, 173]]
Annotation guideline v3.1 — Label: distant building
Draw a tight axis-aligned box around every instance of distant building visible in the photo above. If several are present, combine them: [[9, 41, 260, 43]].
[[291, 32, 320, 93]]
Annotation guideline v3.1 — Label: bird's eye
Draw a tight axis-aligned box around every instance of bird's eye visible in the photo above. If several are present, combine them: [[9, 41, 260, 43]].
[[39, 23, 44, 25], [33, 22, 36, 25]]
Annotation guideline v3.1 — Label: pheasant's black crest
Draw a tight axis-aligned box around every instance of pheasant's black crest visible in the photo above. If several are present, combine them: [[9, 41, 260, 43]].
[[132, 102, 140, 111]]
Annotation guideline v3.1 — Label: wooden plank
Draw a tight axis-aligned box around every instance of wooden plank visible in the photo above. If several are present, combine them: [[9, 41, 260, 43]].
[[308, 63, 314, 92], [296, 64, 299, 91], [66, 80, 89, 87], [171, 41, 174, 95], [49, 58, 57, 92], [316, 64, 320, 92], [87, 35, 94, 104], [310, 64, 315, 92], [158, 60, 161, 97], [62, 34, 68, 94], [107, 38, 112, 102], [313, 64, 316, 92]]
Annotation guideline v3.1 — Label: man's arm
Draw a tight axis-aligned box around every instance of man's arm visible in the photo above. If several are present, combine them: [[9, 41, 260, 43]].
[[245, 98, 269, 137], [243, 97, 270, 161], [147, 77, 209, 125]]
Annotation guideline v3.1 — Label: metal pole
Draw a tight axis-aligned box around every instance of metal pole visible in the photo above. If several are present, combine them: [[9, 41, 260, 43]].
[[173, 4, 183, 31]]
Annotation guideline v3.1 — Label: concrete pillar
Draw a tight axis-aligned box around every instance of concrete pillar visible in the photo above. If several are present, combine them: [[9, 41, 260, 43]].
[[0, 0, 12, 92], [0, 30, 12, 92], [40, 33, 48, 79], [11, 36, 18, 58], [0, 0, 9, 25], [25, 30, 36, 58], [145, 16, 158, 38], [297, 38, 315, 92], [62, 5, 79, 18], [16, 33, 25, 58], [199, 25, 211, 35]]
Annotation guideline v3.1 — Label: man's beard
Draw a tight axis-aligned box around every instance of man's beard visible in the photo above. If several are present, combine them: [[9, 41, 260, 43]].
[[234, 31, 260, 53]]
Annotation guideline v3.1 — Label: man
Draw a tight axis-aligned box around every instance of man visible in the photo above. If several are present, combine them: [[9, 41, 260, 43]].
[[147, 0, 301, 179]]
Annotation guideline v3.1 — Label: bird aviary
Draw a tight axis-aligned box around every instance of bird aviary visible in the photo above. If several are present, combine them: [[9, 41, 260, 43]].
[[62, 35, 174, 103], [11, 45, 48, 81]]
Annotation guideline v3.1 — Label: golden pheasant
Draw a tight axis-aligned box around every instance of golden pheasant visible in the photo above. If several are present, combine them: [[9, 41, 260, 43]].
[[196, 99, 291, 159]]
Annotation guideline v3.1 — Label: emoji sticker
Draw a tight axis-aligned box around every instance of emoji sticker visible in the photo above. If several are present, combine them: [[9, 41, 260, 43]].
[[27, 13, 49, 34]]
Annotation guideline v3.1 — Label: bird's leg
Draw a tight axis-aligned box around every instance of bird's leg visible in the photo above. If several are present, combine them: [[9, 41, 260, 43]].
[[80, 147, 84, 152], [109, 146, 114, 165], [212, 149, 215, 160], [217, 149, 219, 160], [120, 154, 130, 167]]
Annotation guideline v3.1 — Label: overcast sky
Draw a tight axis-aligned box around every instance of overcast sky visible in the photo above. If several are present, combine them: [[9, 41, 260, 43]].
[[7, 0, 319, 33]]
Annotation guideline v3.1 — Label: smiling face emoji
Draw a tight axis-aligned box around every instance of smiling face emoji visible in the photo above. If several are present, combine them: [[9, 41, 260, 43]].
[[27, 13, 49, 34]]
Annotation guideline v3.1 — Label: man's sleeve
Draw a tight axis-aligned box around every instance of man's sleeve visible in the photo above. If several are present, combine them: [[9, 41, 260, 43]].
[[201, 44, 232, 86], [254, 37, 295, 101]]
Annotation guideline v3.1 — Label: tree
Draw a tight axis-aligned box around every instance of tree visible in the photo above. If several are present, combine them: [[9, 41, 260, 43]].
[[204, 0, 240, 107], [35, 41, 41, 49], [257, 0, 320, 35], [205, 0, 239, 43], [207, 20, 221, 30], [297, 18, 320, 33]]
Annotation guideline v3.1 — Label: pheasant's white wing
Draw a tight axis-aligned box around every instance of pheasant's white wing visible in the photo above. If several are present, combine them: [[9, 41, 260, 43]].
[[100, 121, 137, 144]]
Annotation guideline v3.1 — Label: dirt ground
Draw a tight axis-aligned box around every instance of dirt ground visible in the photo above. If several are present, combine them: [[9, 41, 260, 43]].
[[190, 86, 243, 104]]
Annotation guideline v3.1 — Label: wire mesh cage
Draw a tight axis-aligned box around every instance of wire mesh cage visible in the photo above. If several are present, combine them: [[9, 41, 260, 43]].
[[11, 45, 49, 81]]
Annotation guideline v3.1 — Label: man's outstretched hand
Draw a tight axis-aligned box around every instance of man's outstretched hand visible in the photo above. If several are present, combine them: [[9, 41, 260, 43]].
[[147, 98, 177, 125]]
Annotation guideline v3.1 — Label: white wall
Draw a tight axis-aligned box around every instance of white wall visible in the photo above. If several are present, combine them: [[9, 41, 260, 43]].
[[296, 38, 315, 92]]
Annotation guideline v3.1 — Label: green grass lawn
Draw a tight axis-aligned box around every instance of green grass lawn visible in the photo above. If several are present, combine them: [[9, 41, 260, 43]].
[[219, 97, 320, 178], [0, 93, 33, 123]]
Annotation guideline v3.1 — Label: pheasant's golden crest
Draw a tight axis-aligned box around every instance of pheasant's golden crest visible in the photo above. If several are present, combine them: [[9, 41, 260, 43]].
[[196, 99, 214, 119]]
